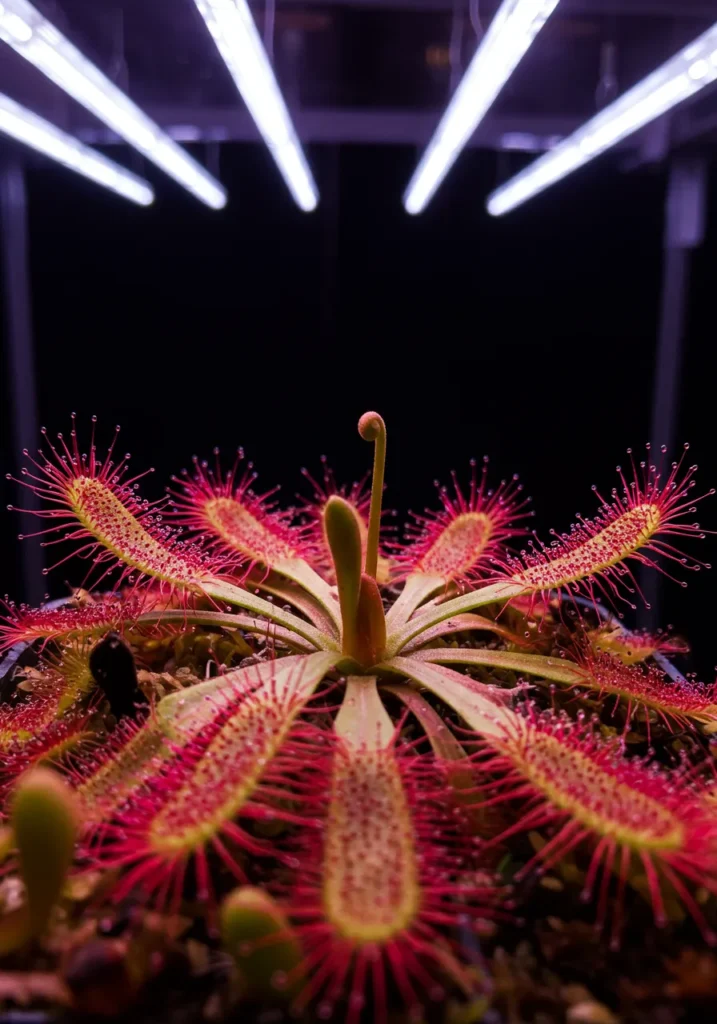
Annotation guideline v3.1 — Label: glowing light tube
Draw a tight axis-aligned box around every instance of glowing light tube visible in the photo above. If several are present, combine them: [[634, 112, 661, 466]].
[[0, 92, 154, 204], [487, 21, 717, 216], [403, 0, 560, 215], [0, 0, 226, 209], [191, 0, 318, 212]]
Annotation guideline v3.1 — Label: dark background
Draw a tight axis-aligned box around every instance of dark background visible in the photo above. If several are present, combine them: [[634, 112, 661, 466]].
[[1, 142, 716, 676]]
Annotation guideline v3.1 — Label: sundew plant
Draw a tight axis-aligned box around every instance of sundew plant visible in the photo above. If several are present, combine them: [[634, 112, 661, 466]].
[[1, 411, 717, 1022]]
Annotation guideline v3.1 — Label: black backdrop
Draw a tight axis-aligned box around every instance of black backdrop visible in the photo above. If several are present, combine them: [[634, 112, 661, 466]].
[[1, 142, 715, 676]]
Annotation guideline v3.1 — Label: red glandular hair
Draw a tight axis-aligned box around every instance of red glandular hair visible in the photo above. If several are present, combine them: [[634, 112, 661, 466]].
[[69, 714, 170, 841], [465, 708, 717, 947], [0, 707, 93, 799], [497, 446, 713, 612], [571, 646, 717, 734], [282, 740, 499, 1024], [395, 459, 531, 586], [170, 449, 314, 578], [93, 679, 332, 914], [9, 417, 220, 593], [588, 624, 689, 664], [0, 596, 143, 654]]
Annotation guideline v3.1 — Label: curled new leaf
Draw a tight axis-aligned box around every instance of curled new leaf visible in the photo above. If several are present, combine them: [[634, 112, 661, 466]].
[[13, 767, 79, 937], [221, 887, 302, 999]]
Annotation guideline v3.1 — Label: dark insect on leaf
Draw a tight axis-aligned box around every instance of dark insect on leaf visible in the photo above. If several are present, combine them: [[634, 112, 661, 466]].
[[89, 633, 146, 720]]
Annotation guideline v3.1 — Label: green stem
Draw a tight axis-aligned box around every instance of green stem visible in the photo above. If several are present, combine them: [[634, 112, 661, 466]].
[[272, 558, 342, 635], [380, 682, 488, 834], [401, 612, 526, 653], [377, 656, 517, 739], [411, 647, 586, 685], [384, 573, 444, 631], [358, 412, 386, 580], [158, 651, 337, 736], [202, 578, 339, 651], [380, 682, 468, 761], [250, 573, 339, 638], [135, 609, 317, 653], [384, 580, 526, 657], [334, 675, 394, 750]]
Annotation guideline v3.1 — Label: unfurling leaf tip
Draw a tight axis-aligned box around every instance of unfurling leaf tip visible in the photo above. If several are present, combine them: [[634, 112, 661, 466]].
[[358, 411, 385, 443], [221, 887, 301, 999], [12, 767, 79, 938]]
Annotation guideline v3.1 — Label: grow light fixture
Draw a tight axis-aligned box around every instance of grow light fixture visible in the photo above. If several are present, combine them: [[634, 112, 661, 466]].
[[191, 0, 318, 212], [0, 92, 154, 205], [403, 0, 560, 215], [487, 21, 717, 216], [0, 0, 226, 209]]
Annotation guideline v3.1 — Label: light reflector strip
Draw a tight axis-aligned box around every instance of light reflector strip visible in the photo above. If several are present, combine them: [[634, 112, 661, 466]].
[[0, 92, 154, 205], [0, 0, 226, 209], [487, 21, 717, 216], [191, 0, 318, 212], [403, 0, 560, 215]]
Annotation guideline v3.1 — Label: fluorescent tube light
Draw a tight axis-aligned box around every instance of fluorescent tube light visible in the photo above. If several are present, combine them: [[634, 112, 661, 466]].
[[487, 21, 717, 216], [0, 92, 154, 204], [191, 0, 318, 212], [0, 0, 226, 209], [403, 0, 560, 215]]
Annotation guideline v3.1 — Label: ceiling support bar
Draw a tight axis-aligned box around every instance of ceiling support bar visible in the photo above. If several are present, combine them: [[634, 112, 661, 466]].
[[0, 158, 44, 604], [639, 156, 707, 630]]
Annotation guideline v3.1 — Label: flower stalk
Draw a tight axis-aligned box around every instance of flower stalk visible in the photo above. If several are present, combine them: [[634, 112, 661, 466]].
[[358, 411, 386, 580]]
